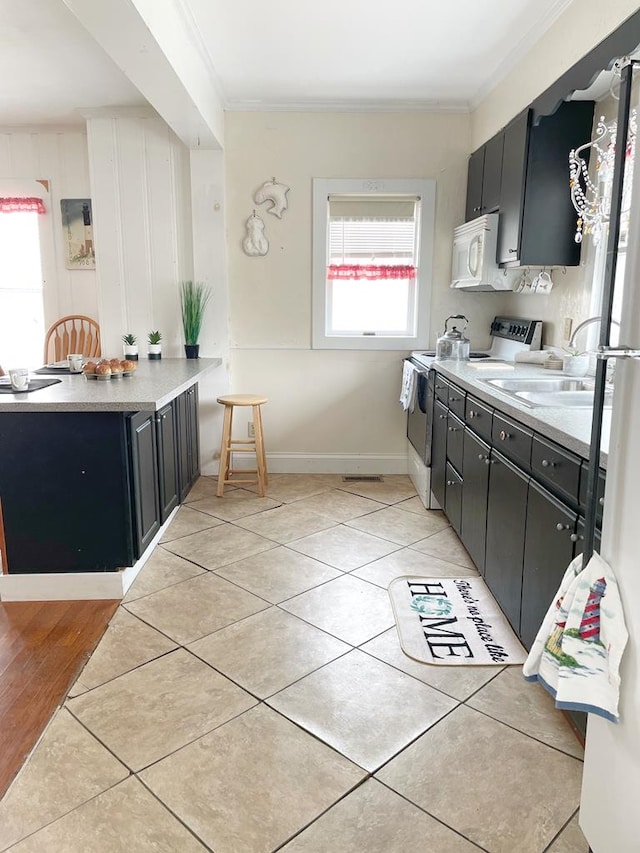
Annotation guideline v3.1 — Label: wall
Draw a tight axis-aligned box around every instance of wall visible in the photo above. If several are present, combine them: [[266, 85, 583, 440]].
[[0, 128, 97, 324], [84, 108, 194, 357], [225, 111, 506, 472], [472, 0, 640, 149]]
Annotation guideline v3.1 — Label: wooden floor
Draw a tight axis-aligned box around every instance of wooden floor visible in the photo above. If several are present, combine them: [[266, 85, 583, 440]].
[[0, 598, 119, 799]]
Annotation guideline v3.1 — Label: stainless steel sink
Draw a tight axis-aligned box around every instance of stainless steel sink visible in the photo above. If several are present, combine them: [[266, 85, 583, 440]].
[[481, 376, 612, 408]]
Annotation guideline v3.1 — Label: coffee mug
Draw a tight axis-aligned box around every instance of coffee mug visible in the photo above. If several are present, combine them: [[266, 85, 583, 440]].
[[68, 354, 84, 373], [9, 368, 29, 391]]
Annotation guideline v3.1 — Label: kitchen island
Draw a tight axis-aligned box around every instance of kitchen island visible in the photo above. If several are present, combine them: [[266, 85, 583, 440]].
[[0, 359, 221, 600]]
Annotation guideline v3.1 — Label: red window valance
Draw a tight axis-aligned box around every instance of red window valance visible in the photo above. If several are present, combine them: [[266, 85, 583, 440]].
[[327, 264, 416, 281], [0, 197, 46, 214]]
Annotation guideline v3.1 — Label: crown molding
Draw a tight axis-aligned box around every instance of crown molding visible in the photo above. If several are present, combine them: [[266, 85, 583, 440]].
[[224, 98, 471, 114], [78, 105, 159, 121]]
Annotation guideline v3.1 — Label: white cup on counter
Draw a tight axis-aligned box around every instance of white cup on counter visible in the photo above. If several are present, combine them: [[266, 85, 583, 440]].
[[68, 354, 84, 373], [9, 368, 29, 391]]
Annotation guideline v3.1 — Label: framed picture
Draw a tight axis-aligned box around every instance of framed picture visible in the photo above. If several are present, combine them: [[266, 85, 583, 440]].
[[60, 199, 95, 269]]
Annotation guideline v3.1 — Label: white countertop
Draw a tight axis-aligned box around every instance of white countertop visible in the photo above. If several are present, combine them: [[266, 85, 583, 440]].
[[0, 358, 222, 412], [431, 359, 611, 466]]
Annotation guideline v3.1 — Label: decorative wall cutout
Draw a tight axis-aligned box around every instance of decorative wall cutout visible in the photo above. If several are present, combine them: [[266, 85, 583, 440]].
[[253, 178, 290, 218], [242, 211, 269, 256]]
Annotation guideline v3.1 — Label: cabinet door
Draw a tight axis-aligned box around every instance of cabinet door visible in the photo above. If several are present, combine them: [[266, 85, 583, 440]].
[[177, 385, 201, 500], [185, 384, 200, 484], [485, 450, 529, 633], [497, 109, 530, 264], [157, 401, 179, 523], [446, 411, 464, 474], [129, 411, 161, 558], [521, 481, 577, 650], [461, 429, 490, 575], [482, 132, 504, 214], [431, 399, 448, 508], [465, 148, 485, 221], [445, 463, 463, 535]]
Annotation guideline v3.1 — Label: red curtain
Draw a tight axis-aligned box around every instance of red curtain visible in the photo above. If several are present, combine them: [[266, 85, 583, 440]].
[[327, 264, 416, 281], [0, 197, 46, 214]]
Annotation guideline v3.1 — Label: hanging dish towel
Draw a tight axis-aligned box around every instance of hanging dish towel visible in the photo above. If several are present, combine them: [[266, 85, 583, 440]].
[[523, 552, 628, 723], [400, 360, 418, 412]]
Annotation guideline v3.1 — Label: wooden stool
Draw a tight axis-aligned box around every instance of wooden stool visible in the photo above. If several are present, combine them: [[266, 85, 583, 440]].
[[217, 394, 268, 497]]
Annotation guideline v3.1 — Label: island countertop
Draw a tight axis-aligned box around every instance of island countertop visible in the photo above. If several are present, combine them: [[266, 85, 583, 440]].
[[0, 358, 222, 412]]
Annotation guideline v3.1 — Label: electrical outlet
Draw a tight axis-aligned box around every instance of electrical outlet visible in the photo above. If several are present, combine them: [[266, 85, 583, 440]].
[[563, 318, 573, 341], [248, 421, 255, 438]]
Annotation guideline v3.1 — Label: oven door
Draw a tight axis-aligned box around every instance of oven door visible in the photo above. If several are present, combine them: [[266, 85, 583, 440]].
[[406, 365, 432, 464]]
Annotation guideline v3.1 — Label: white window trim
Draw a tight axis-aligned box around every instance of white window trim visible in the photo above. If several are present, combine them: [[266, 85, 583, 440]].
[[312, 178, 435, 350]]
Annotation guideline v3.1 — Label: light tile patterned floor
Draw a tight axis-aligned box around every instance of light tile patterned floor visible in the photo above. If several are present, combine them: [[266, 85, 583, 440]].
[[0, 475, 589, 853]]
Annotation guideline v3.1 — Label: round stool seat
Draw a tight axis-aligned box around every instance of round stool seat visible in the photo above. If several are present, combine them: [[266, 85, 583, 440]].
[[217, 394, 268, 407]]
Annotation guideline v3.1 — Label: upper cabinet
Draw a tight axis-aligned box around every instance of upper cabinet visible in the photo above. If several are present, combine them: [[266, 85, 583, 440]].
[[465, 132, 504, 221], [465, 100, 595, 268]]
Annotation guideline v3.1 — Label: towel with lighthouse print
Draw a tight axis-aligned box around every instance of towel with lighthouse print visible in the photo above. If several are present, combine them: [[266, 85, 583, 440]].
[[523, 552, 628, 723]]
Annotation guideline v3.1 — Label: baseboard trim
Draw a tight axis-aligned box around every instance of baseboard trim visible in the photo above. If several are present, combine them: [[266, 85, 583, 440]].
[[0, 507, 179, 602], [229, 452, 408, 475]]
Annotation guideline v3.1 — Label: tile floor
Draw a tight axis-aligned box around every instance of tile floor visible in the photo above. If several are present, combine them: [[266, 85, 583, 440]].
[[0, 475, 590, 853]]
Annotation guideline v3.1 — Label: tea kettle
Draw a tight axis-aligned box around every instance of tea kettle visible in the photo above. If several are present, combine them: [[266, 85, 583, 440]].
[[435, 315, 471, 361]]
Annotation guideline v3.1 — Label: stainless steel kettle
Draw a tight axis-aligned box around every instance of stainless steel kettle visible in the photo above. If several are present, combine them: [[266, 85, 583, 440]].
[[435, 315, 471, 361]]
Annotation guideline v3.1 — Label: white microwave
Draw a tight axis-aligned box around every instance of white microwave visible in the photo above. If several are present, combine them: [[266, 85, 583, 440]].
[[450, 213, 512, 291]]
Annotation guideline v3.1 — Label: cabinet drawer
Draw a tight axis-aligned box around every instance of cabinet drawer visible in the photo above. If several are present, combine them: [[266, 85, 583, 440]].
[[465, 395, 493, 443], [434, 375, 449, 405], [531, 435, 581, 507], [447, 384, 466, 419], [578, 463, 606, 525], [446, 411, 464, 474], [492, 413, 532, 473]]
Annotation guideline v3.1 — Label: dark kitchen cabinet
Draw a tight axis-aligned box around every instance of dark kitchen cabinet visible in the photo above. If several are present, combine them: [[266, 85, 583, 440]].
[[446, 411, 464, 474], [485, 450, 529, 633], [520, 480, 578, 649], [177, 384, 200, 501], [0, 411, 135, 573], [497, 101, 595, 267], [129, 410, 162, 558], [445, 462, 463, 535], [465, 132, 504, 221], [461, 428, 491, 576], [156, 401, 179, 523], [431, 399, 449, 509]]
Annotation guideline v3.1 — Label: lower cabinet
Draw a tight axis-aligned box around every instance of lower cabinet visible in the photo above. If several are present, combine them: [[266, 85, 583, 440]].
[[520, 480, 578, 649], [461, 429, 490, 575], [177, 385, 200, 501], [431, 399, 448, 508], [129, 383, 200, 560], [484, 450, 529, 633], [445, 462, 463, 534]]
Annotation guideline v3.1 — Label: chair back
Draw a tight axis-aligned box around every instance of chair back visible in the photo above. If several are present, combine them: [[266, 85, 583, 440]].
[[44, 315, 102, 363]]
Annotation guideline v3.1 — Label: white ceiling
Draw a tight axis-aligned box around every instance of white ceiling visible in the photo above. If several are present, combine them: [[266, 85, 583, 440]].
[[0, 0, 574, 125]]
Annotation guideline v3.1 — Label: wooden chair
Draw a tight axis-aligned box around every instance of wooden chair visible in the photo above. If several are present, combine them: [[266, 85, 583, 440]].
[[43, 315, 101, 363]]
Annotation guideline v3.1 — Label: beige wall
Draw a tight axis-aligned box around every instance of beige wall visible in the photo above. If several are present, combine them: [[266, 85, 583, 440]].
[[472, 0, 640, 148], [225, 111, 507, 470]]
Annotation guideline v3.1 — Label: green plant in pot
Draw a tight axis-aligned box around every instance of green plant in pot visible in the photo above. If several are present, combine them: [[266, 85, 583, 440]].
[[180, 280, 211, 359], [147, 330, 162, 360], [562, 345, 590, 377], [122, 333, 138, 361]]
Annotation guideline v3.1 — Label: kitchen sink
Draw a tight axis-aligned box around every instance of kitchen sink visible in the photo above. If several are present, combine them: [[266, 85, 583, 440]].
[[481, 377, 612, 408]]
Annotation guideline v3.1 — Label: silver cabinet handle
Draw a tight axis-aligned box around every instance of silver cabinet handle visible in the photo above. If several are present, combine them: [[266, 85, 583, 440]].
[[556, 522, 570, 532], [599, 497, 605, 506], [570, 533, 583, 543], [509, 248, 517, 253], [468, 411, 476, 419], [499, 430, 510, 441], [484, 458, 493, 465], [448, 426, 459, 432], [478, 453, 487, 461], [446, 480, 457, 486], [541, 459, 556, 468], [439, 414, 446, 420]]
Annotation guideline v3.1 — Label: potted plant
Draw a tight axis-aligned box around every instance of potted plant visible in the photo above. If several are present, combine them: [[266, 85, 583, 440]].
[[122, 333, 138, 361], [180, 280, 211, 359], [562, 346, 590, 376], [147, 330, 162, 360]]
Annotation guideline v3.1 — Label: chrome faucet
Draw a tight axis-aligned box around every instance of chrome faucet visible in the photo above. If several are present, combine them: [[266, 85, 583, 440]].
[[569, 316, 620, 349]]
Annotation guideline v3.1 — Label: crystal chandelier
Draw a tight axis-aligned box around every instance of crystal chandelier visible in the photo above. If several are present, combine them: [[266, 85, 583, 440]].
[[569, 110, 637, 246]]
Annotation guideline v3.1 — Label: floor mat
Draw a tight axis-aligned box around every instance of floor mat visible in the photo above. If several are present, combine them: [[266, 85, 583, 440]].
[[388, 576, 527, 666]]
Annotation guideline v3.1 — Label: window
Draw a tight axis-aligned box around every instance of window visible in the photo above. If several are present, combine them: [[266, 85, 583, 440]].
[[312, 178, 435, 350], [0, 200, 46, 368]]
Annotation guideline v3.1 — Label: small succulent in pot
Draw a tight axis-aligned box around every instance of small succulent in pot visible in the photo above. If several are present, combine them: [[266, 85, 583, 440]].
[[562, 345, 590, 376], [147, 330, 162, 360], [122, 333, 139, 360]]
